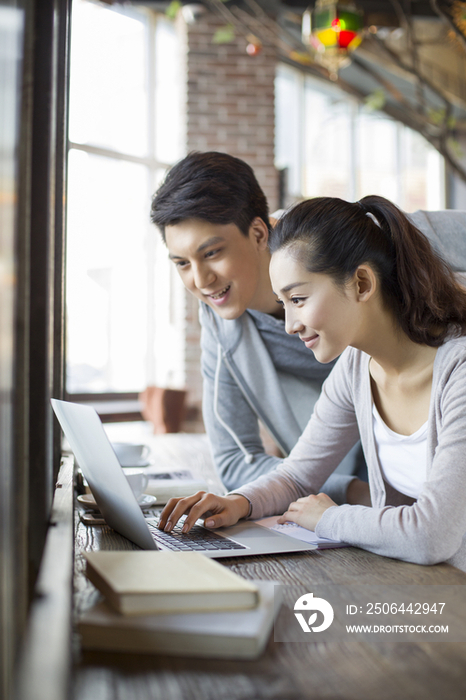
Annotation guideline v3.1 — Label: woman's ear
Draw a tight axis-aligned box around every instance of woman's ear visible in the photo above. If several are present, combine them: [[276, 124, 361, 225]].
[[354, 265, 377, 302], [249, 217, 270, 250]]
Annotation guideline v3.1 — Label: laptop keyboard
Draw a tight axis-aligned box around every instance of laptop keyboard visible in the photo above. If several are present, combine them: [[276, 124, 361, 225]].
[[146, 517, 246, 552]]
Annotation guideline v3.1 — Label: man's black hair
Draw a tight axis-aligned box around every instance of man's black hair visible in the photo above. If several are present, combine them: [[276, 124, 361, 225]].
[[151, 151, 270, 241]]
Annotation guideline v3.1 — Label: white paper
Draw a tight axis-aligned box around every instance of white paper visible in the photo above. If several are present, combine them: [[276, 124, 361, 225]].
[[256, 516, 347, 548], [144, 469, 208, 504]]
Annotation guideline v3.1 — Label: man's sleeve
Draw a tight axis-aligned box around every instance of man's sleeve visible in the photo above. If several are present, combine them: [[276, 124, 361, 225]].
[[201, 324, 283, 490], [201, 317, 355, 500]]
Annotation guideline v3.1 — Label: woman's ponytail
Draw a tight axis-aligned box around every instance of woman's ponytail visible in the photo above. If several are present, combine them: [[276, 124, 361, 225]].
[[360, 195, 466, 346], [270, 194, 466, 347]]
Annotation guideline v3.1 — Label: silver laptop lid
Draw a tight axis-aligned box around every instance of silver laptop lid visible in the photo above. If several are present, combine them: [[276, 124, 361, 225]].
[[51, 399, 157, 550]]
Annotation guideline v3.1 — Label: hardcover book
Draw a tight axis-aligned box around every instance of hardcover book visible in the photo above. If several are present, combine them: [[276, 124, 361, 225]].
[[84, 550, 259, 615]]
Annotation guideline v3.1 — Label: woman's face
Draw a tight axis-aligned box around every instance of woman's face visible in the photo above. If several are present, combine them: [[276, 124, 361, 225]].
[[269, 247, 362, 364]]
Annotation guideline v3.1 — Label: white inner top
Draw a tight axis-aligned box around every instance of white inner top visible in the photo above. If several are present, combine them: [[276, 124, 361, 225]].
[[372, 403, 427, 499]]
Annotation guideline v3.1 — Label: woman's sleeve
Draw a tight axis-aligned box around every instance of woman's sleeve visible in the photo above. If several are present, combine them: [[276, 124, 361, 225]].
[[316, 358, 466, 566], [235, 349, 361, 518]]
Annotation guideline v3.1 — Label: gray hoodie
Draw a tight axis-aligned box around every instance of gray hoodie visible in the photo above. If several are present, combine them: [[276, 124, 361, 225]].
[[200, 209, 466, 495]]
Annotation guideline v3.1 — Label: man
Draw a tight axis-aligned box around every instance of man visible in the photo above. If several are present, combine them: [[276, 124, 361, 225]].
[[150, 151, 466, 501], [151, 151, 365, 503]]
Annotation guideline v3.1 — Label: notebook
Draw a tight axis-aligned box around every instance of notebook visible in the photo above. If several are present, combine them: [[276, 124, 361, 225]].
[[256, 516, 347, 549], [51, 399, 317, 558]]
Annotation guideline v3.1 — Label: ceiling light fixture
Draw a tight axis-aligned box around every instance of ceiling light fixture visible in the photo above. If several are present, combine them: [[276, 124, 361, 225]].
[[303, 0, 364, 79]]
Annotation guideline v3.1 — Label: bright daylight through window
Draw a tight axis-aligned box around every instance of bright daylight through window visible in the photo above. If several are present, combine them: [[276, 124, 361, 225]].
[[275, 63, 445, 210], [66, 3, 446, 398], [66, 0, 183, 395]]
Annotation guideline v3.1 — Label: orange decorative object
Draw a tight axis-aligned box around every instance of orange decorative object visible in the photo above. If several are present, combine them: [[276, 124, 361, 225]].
[[246, 42, 262, 56], [139, 386, 186, 434]]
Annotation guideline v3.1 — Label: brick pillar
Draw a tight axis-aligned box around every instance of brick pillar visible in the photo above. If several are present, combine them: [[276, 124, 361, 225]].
[[179, 10, 279, 430], [186, 12, 279, 210]]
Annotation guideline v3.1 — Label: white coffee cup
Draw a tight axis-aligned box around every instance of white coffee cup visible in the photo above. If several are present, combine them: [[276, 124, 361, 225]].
[[123, 469, 149, 499], [112, 442, 150, 467]]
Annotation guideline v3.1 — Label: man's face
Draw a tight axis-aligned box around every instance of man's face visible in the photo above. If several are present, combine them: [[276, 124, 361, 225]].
[[165, 218, 265, 320]]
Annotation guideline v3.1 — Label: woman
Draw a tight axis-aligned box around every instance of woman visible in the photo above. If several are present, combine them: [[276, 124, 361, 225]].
[[159, 195, 466, 570]]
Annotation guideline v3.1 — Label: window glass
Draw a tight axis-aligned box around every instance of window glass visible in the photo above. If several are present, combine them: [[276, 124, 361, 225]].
[[275, 64, 303, 197], [66, 0, 183, 396], [276, 66, 445, 211], [66, 150, 151, 392], [356, 114, 399, 201], [69, 0, 148, 157], [303, 78, 352, 199], [401, 127, 444, 211], [155, 18, 183, 163]]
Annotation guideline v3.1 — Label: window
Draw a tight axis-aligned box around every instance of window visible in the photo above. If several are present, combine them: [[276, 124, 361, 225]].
[[275, 63, 445, 211], [66, 0, 184, 396]]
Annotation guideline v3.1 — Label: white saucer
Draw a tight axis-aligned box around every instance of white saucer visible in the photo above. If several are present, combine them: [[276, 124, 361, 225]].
[[78, 493, 156, 510], [137, 494, 157, 508], [119, 460, 151, 469]]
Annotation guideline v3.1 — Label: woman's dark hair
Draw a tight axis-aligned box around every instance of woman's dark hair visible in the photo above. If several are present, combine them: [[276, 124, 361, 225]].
[[270, 195, 466, 346], [151, 151, 269, 241]]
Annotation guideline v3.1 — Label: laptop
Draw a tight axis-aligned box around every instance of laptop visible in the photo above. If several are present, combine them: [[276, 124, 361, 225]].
[[51, 399, 317, 558]]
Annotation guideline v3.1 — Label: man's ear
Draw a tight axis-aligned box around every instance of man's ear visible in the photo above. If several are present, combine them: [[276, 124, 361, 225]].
[[354, 265, 377, 302], [249, 217, 270, 250]]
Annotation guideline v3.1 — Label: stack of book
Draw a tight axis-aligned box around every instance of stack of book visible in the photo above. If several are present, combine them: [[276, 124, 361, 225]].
[[79, 551, 280, 659]]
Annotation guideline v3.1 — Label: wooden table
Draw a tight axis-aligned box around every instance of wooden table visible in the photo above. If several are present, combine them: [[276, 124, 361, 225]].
[[73, 432, 466, 700]]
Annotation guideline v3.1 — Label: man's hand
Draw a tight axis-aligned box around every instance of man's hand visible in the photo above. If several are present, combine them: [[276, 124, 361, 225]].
[[276, 492, 337, 531], [158, 491, 250, 533]]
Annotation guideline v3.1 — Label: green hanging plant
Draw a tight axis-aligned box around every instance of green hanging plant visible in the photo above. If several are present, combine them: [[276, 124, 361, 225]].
[[166, 1, 182, 20], [428, 107, 448, 126], [447, 136, 464, 159], [364, 89, 386, 112], [212, 24, 236, 44]]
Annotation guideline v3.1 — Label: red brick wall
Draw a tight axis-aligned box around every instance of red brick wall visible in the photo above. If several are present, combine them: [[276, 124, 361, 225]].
[[180, 10, 279, 430], [186, 12, 279, 210]]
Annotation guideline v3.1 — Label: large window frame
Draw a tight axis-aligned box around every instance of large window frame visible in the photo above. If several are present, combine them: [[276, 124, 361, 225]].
[[275, 62, 446, 211], [65, 1, 186, 417]]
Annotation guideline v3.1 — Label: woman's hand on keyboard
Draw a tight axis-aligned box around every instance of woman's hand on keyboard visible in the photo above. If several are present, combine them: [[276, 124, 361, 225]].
[[158, 492, 250, 534]]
